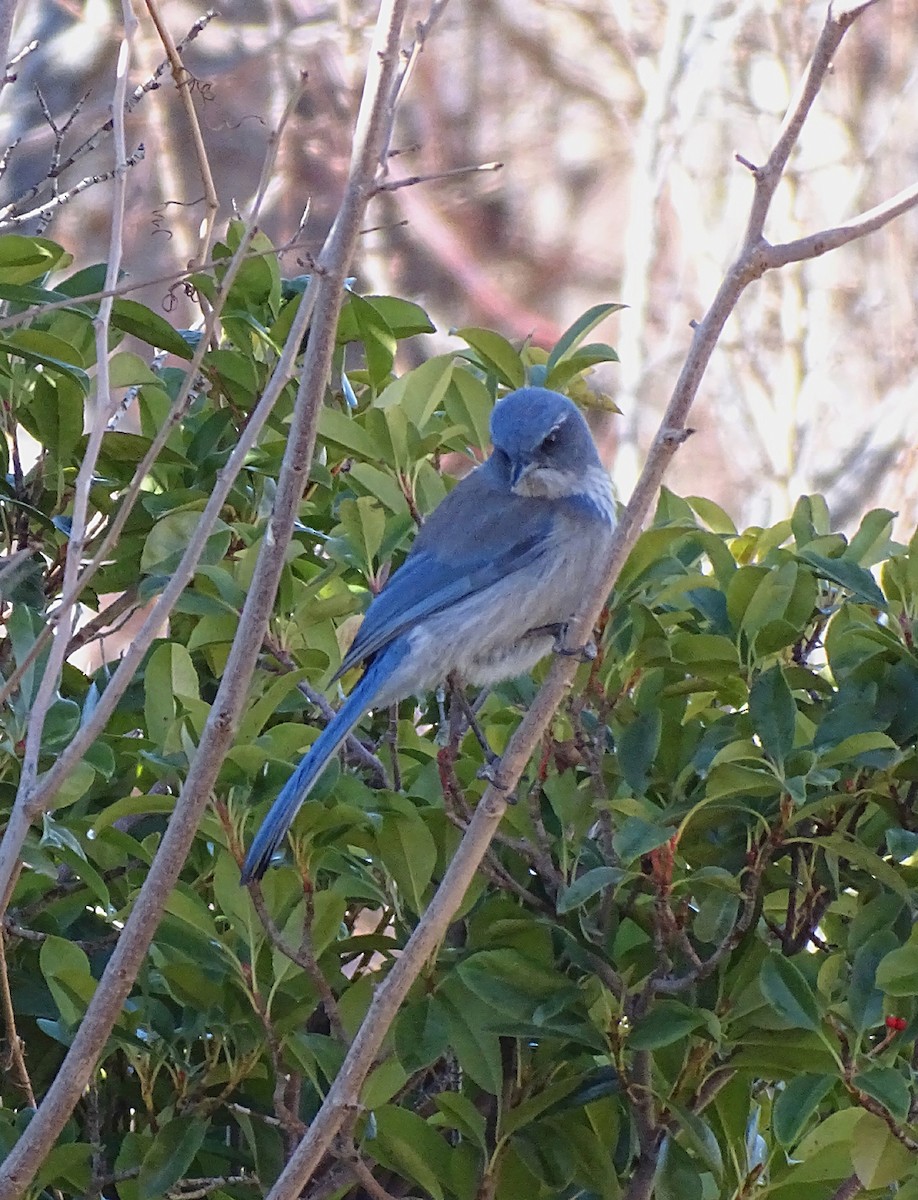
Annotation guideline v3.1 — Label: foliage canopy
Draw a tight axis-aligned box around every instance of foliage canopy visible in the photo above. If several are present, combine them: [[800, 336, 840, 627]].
[[0, 229, 916, 1200]]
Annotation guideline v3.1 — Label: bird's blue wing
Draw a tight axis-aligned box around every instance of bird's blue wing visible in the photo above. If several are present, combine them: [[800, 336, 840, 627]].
[[335, 465, 553, 676]]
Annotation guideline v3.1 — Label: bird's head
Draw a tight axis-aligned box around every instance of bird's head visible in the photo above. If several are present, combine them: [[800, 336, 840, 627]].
[[489, 387, 604, 499]]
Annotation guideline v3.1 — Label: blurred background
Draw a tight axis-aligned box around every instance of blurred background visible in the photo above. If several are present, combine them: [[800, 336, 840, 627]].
[[2, 0, 917, 533]]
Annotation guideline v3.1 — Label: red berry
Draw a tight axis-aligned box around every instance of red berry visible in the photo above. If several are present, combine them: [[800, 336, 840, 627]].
[[885, 1015, 907, 1032]]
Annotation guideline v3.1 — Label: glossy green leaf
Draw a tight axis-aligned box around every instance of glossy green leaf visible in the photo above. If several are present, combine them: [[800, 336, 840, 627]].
[[749, 667, 796, 767], [453, 326, 525, 388], [557, 866, 625, 912], [0, 234, 70, 283], [111, 298, 195, 358], [760, 953, 821, 1031], [545, 302, 625, 371], [875, 942, 918, 995], [773, 1074, 836, 1146], [849, 1111, 913, 1189], [369, 1106, 449, 1200], [138, 1118, 208, 1200]]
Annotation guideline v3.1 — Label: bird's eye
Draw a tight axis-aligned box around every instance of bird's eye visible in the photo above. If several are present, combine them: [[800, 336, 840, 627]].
[[542, 431, 558, 450]]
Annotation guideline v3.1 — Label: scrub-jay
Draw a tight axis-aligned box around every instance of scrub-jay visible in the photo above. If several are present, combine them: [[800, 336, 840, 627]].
[[241, 386, 616, 882]]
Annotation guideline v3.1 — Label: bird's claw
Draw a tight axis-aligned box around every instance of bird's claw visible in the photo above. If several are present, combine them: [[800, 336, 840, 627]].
[[532, 621, 597, 663], [476, 759, 517, 802], [553, 629, 597, 663]]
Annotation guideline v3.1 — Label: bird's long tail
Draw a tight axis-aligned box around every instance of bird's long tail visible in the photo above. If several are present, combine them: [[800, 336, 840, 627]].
[[240, 647, 401, 883]]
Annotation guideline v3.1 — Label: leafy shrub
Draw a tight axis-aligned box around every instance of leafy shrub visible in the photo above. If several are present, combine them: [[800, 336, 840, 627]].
[[0, 231, 915, 1200]]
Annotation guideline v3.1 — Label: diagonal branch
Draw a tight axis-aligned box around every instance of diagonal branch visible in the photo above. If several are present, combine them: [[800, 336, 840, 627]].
[[762, 178, 918, 267]]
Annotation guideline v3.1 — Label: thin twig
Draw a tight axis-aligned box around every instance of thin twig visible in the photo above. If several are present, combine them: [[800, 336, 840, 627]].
[[263, 634, 388, 786], [12, 0, 138, 899], [762, 178, 918, 268], [0, 11, 216, 224], [828, 1174, 863, 1200], [0, 927, 35, 1105], [374, 160, 502, 194], [141, 0, 219, 265], [0, 147, 146, 229], [0, 231, 309, 333], [0, 1, 23, 96], [247, 881, 348, 1042]]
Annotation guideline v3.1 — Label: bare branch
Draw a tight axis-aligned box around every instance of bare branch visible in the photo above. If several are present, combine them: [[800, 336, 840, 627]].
[[763, 178, 918, 267], [0, 147, 146, 228], [829, 1175, 863, 1200], [246, 880, 348, 1043], [12, 0, 139, 896], [0, 928, 35, 1106], [141, 0, 219, 264], [0, 1, 22, 96], [374, 160, 503, 194]]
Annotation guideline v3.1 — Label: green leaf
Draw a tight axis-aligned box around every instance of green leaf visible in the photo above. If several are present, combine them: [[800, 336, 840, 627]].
[[453, 326, 524, 388], [853, 1068, 910, 1121], [362, 294, 435, 339], [369, 1106, 448, 1200], [144, 642, 199, 750], [455, 949, 552, 1017], [849, 1111, 913, 1189], [39, 936, 96, 1026], [803, 833, 911, 900], [108, 351, 160, 388], [654, 1137, 703, 1200], [445, 368, 493, 452], [545, 342, 620, 389], [501, 1073, 587, 1135], [629, 1002, 704, 1049], [875, 942, 918, 996], [334, 496, 387, 574], [617, 708, 661, 794], [111, 298, 195, 359], [317, 404, 380, 458], [773, 1074, 836, 1146], [843, 508, 896, 566], [0, 330, 90, 387], [376, 800, 437, 912], [556, 866, 625, 913], [0, 234, 70, 283], [612, 817, 672, 864], [849, 930, 899, 1033], [431, 990, 503, 1094], [798, 549, 887, 608], [433, 1092, 487, 1154], [546, 302, 625, 371], [394, 997, 449, 1072], [760, 953, 821, 1031], [375, 353, 454, 426], [667, 1103, 724, 1180], [749, 667, 796, 768], [138, 1117, 208, 1200], [140, 510, 232, 574], [343, 292, 396, 387]]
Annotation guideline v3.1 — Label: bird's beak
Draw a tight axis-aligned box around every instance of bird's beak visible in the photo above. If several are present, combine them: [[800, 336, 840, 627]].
[[510, 458, 536, 489]]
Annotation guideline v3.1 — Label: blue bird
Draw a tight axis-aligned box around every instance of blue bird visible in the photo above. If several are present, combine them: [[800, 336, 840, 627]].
[[240, 386, 617, 882]]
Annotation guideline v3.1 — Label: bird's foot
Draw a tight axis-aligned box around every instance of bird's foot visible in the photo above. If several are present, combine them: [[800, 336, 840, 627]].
[[477, 758, 517, 802], [536, 621, 597, 662]]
